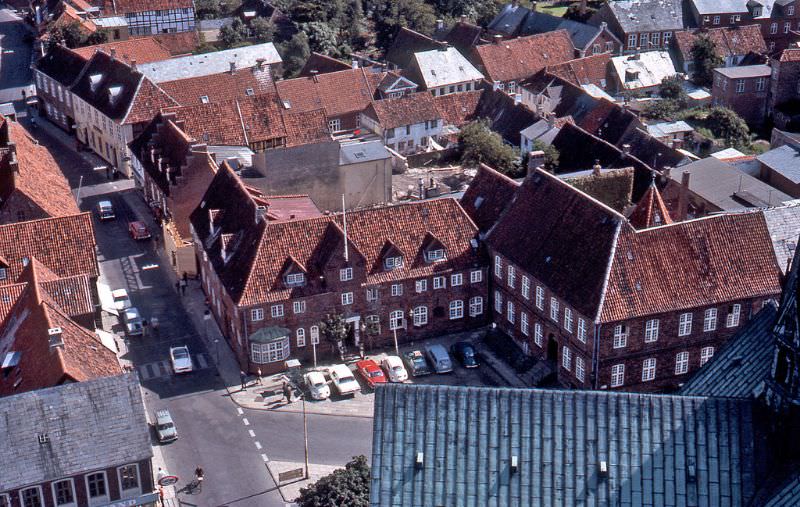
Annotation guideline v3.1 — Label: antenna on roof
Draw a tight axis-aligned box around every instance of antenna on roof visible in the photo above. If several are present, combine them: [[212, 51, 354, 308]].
[[342, 194, 349, 262]]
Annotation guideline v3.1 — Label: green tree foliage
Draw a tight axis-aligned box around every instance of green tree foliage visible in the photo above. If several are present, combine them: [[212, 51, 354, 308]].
[[302, 21, 340, 55], [297, 456, 370, 507], [531, 139, 559, 172], [659, 75, 688, 106], [643, 99, 680, 120], [691, 36, 723, 87], [219, 18, 249, 47], [705, 107, 751, 148], [46, 22, 87, 49], [279, 31, 311, 77], [320, 313, 349, 354], [458, 119, 519, 175], [195, 0, 221, 19], [372, 0, 437, 51], [249, 17, 275, 43]]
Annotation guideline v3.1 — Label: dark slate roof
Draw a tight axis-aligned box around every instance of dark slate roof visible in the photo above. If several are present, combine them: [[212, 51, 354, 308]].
[[298, 52, 352, 77], [680, 303, 778, 398], [765, 474, 800, 506], [602, 0, 687, 33], [439, 21, 484, 56], [460, 164, 520, 233], [385, 27, 445, 70], [520, 11, 602, 50], [488, 3, 531, 35], [474, 87, 538, 146], [35, 44, 88, 87], [0, 373, 151, 491], [371, 384, 760, 507]]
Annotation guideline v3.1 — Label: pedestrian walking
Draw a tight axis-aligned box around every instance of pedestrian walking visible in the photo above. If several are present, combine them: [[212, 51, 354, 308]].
[[175, 281, 181, 295], [182, 272, 188, 283], [141, 319, 149, 337], [180, 279, 187, 296], [256, 368, 262, 385], [283, 381, 292, 404], [240, 370, 247, 390], [105, 166, 110, 180], [193, 467, 204, 493]]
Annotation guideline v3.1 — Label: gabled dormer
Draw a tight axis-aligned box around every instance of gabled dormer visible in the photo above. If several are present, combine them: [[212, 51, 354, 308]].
[[380, 240, 404, 270], [281, 256, 307, 288], [420, 232, 446, 263]]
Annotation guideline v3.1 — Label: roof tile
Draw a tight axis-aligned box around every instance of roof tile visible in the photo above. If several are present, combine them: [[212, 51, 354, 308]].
[[473, 30, 575, 83]]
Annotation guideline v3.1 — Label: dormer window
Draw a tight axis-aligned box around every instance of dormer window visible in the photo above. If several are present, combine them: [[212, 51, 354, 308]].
[[426, 249, 446, 262], [89, 73, 103, 92], [108, 85, 122, 104], [0, 267, 6, 280], [285, 273, 305, 287], [384, 256, 403, 270], [200, 95, 209, 104]]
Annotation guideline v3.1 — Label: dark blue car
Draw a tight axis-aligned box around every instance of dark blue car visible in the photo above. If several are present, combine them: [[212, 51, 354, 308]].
[[450, 341, 480, 368]]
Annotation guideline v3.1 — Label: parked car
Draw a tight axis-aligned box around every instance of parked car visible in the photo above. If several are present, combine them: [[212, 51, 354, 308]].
[[128, 221, 151, 240], [381, 355, 408, 382], [304, 371, 330, 400], [111, 288, 131, 311], [425, 344, 453, 374], [402, 350, 432, 377], [450, 341, 480, 368], [355, 359, 387, 389], [122, 307, 143, 336], [169, 346, 193, 374], [329, 364, 359, 396], [96, 200, 115, 220], [154, 409, 178, 443]]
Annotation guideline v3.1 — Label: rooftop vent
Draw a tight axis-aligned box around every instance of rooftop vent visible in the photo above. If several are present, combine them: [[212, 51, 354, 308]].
[[37, 433, 49, 444], [510, 455, 519, 474], [599, 460, 608, 478], [415, 452, 424, 469], [48, 327, 63, 349]]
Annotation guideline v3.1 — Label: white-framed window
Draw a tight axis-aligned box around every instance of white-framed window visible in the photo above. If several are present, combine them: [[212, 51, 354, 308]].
[[469, 296, 484, 316], [328, 118, 341, 132], [521, 276, 530, 299], [533, 323, 543, 347], [86, 471, 109, 505], [52, 479, 76, 506], [118, 464, 140, 497], [391, 284, 403, 296], [756, 77, 766, 91], [415, 279, 427, 293], [365, 315, 380, 335], [550, 297, 559, 321], [494, 255, 502, 277], [628, 34, 637, 48], [507, 265, 516, 288], [789, 5, 795, 15], [642, 358, 657, 382], [507, 301, 515, 323], [703, 15, 710, 23], [736, 79, 745, 93], [366, 288, 378, 302], [644, 319, 659, 342], [703, 308, 717, 332], [575, 356, 585, 382], [470, 270, 482, 283], [678, 313, 692, 336], [384, 256, 403, 270], [341, 292, 353, 305], [310, 326, 320, 344], [433, 276, 446, 289], [251, 336, 289, 363], [285, 272, 305, 286], [578, 318, 587, 343], [640, 32, 649, 47], [786, 21, 792, 33], [271, 304, 284, 318], [389, 310, 404, 330], [494, 290, 503, 312], [251, 308, 264, 321], [771, 22, 778, 34], [700, 346, 715, 365], [564, 307, 573, 333], [726, 304, 741, 327], [21, 487, 43, 507], [293, 301, 306, 314], [451, 273, 463, 286], [675, 351, 689, 375], [651, 31, 660, 47], [413, 306, 428, 326], [340, 267, 353, 281], [613, 324, 627, 348], [426, 249, 445, 262], [536, 286, 544, 309], [449, 300, 464, 319], [611, 364, 624, 387], [562, 346, 571, 370], [605, 41, 614, 52], [713, 15, 720, 24], [521, 312, 529, 335], [296, 328, 307, 347], [593, 43, 601, 54]]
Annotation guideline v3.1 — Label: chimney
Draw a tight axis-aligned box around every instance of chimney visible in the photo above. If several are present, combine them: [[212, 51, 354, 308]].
[[600, 21, 607, 30], [592, 159, 602, 175], [110, 48, 116, 60], [493, 34, 503, 44], [436, 19, 444, 30], [352, 59, 359, 69], [418, 177, 425, 199], [229, 61, 236, 74], [677, 170, 690, 221], [48, 327, 64, 349], [255, 204, 268, 223], [527, 150, 545, 174], [622, 143, 631, 155], [460, 15, 467, 23], [130, 58, 137, 71], [256, 57, 266, 69], [662, 166, 672, 179], [310, 69, 318, 77], [493, 80, 501, 91]]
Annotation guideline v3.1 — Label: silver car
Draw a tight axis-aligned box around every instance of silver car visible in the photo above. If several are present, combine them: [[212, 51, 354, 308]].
[[155, 409, 178, 443], [169, 346, 193, 374], [123, 307, 143, 336], [425, 344, 453, 374]]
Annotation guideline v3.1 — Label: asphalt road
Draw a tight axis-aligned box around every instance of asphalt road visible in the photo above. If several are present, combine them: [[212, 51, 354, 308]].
[[0, 7, 34, 103]]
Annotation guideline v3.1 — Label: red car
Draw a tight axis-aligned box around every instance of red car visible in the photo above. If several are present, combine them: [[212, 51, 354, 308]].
[[355, 359, 387, 389], [128, 221, 151, 240]]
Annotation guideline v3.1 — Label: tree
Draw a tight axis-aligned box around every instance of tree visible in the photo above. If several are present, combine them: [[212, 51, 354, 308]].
[[705, 107, 750, 148], [302, 21, 340, 54], [279, 31, 311, 77], [531, 140, 559, 172], [659, 75, 687, 106], [249, 17, 275, 43], [458, 119, 519, 175], [320, 313, 349, 357], [219, 18, 248, 47], [372, 0, 437, 51], [691, 35, 723, 87], [46, 22, 84, 49], [643, 99, 680, 120], [195, 0, 221, 19], [85, 31, 108, 46], [297, 455, 370, 507]]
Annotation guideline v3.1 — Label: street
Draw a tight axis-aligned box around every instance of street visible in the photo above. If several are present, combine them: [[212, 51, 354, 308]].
[[0, 7, 33, 103]]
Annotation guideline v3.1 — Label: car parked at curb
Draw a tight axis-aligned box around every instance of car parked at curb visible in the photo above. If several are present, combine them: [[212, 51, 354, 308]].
[[425, 344, 453, 373], [304, 371, 330, 400], [128, 221, 151, 240], [402, 350, 432, 377], [169, 346, 193, 374], [381, 355, 408, 382], [329, 364, 360, 396], [111, 288, 131, 311], [356, 359, 387, 389], [154, 409, 178, 443], [122, 307, 143, 336], [450, 341, 480, 368]]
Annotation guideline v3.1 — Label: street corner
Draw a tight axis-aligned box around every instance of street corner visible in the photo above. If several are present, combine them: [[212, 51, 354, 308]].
[[265, 460, 341, 504]]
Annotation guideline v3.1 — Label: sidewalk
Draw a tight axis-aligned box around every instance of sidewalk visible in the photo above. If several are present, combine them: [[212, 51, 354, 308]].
[[30, 112, 113, 171]]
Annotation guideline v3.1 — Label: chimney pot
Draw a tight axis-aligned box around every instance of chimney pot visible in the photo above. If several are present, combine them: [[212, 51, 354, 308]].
[[622, 143, 631, 155], [677, 170, 690, 221], [229, 61, 236, 74], [493, 34, 503, 44], [352, 59, 359, 69], [593, 159, 602, 175], [436, 19, 444, 30], [110, 48, 116, 59], [493, 80, 501, 91], [130, 58, 137, 71]]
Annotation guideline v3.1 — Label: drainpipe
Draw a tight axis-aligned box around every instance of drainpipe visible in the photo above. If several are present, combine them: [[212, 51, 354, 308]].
[[592, 323, 602, 389]]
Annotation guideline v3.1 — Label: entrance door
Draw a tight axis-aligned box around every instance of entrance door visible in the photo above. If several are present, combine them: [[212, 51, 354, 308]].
[[546, 334, 558, 362]]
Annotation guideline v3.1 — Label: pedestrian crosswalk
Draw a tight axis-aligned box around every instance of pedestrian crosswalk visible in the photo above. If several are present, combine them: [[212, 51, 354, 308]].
[[138, 353, 210, 380]]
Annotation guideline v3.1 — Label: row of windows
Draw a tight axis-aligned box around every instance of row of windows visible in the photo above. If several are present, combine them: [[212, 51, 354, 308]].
[[385, 120, 440, 140], [703, 14, 742, 25], [610, 347, 715, 387], [769, 20, 799, 34], [125, 7, 193, 17], [626, 31, 672, 49], [284, 267, 481, 287], [430, 81, 478, 97], [716, 75, 767, 93], [2, 464, 140, 507], [561, 346, 587, 383], [611, 305, 741, 349]]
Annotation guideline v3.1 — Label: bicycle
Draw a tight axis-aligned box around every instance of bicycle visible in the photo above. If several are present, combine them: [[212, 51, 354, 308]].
[[186, 476, 203, 494]]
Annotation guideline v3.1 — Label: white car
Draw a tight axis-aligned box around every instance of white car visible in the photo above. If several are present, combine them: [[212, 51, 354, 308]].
[[381, 355, 409, 383], [169, 346, 193, 374], [111, 288, 131, 311], [329, 364, 359, 396], [304, 371, 330, 400], [123, 307, 143, 336]]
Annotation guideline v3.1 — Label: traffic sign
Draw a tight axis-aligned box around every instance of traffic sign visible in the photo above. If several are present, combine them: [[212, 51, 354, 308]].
[[158, 475, 179, 487]]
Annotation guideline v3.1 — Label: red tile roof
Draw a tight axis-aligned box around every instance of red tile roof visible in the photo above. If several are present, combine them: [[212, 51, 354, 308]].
[[125, 77, 179, 124], [0, 213, 98, 283], [601, 212, 782, 322], [363, 92, 441, 129], [275, 67, 384, 118], [433, 90, 482, 127], [460, 164, 520, 233], [72, 37, 173, 65], [546, 53, 611, 88], [779, 48, 800, 62], [627, 180, 672, 229], [158, 66, 276, 105], [299, 53, 352, 77], [673, 25, 766, 63], [143, 32, 200, 56], [473, 30, 575, 83]]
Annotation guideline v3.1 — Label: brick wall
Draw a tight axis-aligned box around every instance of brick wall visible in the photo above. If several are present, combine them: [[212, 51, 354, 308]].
[[711, 72, 769, 126], [770, 57, 800, 109]]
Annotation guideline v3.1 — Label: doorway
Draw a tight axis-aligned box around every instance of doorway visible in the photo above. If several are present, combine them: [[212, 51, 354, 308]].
[[547, 334, 558, 362]]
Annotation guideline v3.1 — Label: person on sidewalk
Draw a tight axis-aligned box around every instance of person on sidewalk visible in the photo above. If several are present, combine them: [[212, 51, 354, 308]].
[[240, 371, 247, 390], [256, 368, 262, 385], [283, 381, 292, 404], [180, 279, 187, 296], [175, 281, 181, 295]]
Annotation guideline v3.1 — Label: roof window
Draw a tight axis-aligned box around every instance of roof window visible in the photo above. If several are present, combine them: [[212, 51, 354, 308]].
[[89, 73, 103, 92], [200, 95, 209, 104]]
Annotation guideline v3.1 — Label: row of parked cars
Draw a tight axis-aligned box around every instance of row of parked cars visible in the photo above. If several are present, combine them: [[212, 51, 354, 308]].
[[304, 342, 481, 400]]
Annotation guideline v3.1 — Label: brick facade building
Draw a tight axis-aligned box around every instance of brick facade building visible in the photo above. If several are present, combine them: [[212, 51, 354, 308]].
[[711, 64, 771, 127], [465, 166, 782, 392], [770, 48, 800, 129], [191, 164, 487, 374]]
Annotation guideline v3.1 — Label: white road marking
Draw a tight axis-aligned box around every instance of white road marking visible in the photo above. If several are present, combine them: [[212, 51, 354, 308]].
[[261, 453, 269, 462], [237, 408, 244, 416], [242, 418, 250, 426], [248, 430, 256, 438], [137, 354, 210, 380], [254, 441, 262, 450]]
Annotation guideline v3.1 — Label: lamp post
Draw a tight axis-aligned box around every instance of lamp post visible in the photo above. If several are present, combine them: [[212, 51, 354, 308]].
[[312, 338, 317, 369], [302, 393, 309, 479]]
